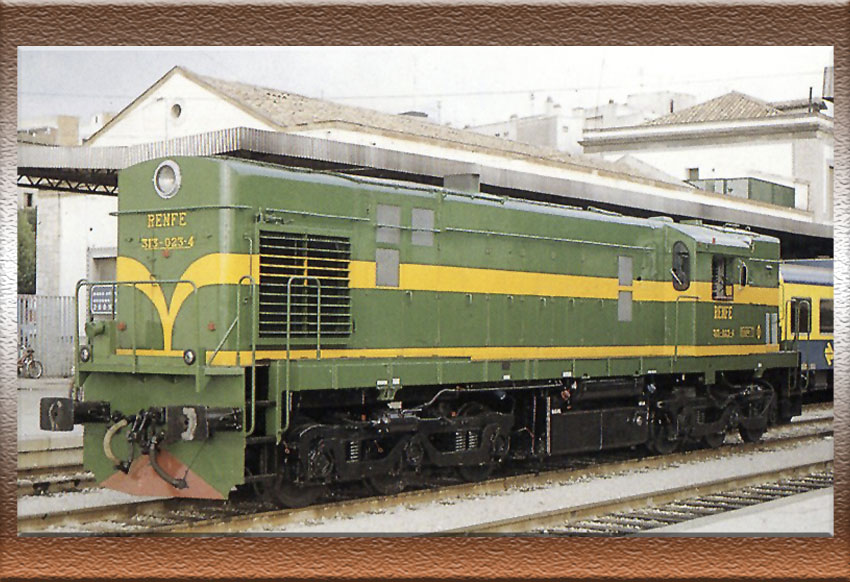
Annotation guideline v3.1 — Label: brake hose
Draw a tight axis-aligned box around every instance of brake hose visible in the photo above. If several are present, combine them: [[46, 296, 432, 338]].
[[103, 418, 128, 466], [148, 435, 188, 490]]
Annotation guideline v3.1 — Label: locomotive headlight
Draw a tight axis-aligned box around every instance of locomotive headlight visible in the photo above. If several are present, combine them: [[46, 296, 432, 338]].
[[153, 160, 181, 199], [182, 349, 196, 365], [79, 345, 92, 362]]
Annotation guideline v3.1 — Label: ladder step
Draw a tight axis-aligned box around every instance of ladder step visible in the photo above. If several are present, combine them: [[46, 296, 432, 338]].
[[246, 435, 276, 445], [255, 400, 276, 408], [204, 366, 244, 376], [244, 472, 277, 483]]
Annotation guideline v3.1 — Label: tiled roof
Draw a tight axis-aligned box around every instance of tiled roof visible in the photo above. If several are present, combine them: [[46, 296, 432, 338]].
[[643, 91, 783, 126], [183, 68, 681, 184]]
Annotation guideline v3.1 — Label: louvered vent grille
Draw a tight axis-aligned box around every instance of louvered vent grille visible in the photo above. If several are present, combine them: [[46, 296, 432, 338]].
[[259, 231, 351, 340]]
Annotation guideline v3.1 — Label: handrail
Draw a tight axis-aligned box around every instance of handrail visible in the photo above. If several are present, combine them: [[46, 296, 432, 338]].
[[209, 318, 240, 366], [673, 295, 700, 361], [238, 275, 258, 436], [74, 278, 200, 389], [784, 297, 812, 346], [278, 275, 323, 444]]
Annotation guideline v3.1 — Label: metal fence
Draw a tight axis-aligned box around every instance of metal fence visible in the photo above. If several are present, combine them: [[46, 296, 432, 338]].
[[17, 295, 75, 377]]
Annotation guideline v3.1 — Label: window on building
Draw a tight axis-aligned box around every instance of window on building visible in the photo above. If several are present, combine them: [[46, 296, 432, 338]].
[[376, 204, 401, 244], [411, 208, 435, 247], [790, 298, 811, 334], [687, 168, 700, 181], [712, 256, 734, 301], [820, 299, 833, 334], [671, 242, 690, 291], [25, 192, 33, 207]]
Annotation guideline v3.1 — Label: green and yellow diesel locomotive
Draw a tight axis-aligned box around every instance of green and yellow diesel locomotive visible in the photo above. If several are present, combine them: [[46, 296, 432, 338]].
[[41, 157, 802, 506]]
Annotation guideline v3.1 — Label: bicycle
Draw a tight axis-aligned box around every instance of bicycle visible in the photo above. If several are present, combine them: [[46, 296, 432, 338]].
[[17, 347, 44, 379]]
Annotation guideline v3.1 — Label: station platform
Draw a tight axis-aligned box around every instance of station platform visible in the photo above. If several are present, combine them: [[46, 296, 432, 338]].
[[645, 487, 833, 536]]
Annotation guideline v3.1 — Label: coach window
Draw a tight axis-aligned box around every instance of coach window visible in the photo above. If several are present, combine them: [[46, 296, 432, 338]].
[[711, 255, 734, 301], [819, 299, 833, 334], [412, 208, 435, 247], [739, 261, 749, 287], [376, 204, 401, 244], [671, 242, 690, 291], [790, 298, 811, 335]]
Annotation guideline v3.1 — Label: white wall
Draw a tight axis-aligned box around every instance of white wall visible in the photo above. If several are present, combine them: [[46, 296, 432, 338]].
[[598, 142, 793, 182], [793, 137, 833, 222], [35, 192, 118, 298], [89, 74, 277, 146]]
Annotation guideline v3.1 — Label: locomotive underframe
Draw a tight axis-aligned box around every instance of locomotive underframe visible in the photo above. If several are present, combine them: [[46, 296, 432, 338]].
[[243, 358, 799, 500]]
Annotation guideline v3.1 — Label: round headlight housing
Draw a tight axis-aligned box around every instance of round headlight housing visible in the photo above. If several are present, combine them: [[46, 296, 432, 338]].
[[182, 349, 196, 366], [79, 345, 92, 362], [153, 160, 181, 199]]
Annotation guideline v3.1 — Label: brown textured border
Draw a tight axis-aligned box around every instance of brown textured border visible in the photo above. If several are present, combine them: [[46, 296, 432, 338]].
[[1, 3, 847, 581]]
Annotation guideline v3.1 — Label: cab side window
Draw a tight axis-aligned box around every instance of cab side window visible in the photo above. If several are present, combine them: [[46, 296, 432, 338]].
[[711, 255, 734, 301], [671, 242, 690, 291]]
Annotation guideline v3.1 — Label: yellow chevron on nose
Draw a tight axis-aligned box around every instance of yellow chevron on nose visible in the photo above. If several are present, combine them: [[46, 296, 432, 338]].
[[116, 254, 259, 351]]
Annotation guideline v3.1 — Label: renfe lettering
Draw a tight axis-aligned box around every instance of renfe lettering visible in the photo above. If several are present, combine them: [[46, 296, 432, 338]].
[[146, 212, 187, 228]]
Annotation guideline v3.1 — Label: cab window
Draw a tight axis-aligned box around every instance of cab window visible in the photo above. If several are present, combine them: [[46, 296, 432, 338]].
[[711, 255, 734, 301], [671, 242, 690, 291]]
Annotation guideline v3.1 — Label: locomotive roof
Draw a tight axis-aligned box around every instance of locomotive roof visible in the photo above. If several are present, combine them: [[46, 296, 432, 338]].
[[780, 261, 834, 286], [217, 156, 779, 248], [665, 221, 775, 249]]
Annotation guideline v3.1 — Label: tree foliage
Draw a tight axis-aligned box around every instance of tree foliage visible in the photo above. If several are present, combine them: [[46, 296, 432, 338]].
[[18, 208, 36, 294]]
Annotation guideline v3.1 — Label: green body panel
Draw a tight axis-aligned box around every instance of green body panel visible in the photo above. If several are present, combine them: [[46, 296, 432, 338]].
[[109, 157, 784, 359], [82, 372, 244, 497]]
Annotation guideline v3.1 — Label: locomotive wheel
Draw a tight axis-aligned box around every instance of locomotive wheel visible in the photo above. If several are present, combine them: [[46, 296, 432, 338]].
[[649, 417, 679, 455], [457, 430, 509, 482], [739, 426, 765, 443], [455, 402, 503, 482], [366, 457, 406, 496], [457, 462, 494, 483], [270, 475, 323, 508], [702, 431, 726, 449]]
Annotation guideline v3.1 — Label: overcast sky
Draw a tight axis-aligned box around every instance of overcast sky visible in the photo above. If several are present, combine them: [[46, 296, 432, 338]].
[[18, 46, 833, 128]]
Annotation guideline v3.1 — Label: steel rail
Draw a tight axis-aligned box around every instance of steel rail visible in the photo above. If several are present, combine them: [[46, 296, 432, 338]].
[[441, 460, 833, 534], [18, 498, 179, 532], [17, 445, 83, 474], [17, 470, 95, 498]]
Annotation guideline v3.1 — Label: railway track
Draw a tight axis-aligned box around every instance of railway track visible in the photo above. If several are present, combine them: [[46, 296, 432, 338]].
[[558, 470, 834, 536], [17, 411, 833, 534], [446, 462, 833, 534], [16, 443, 91, 498], [151, 420, 834, 535], [16, 497, 259, 532]]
